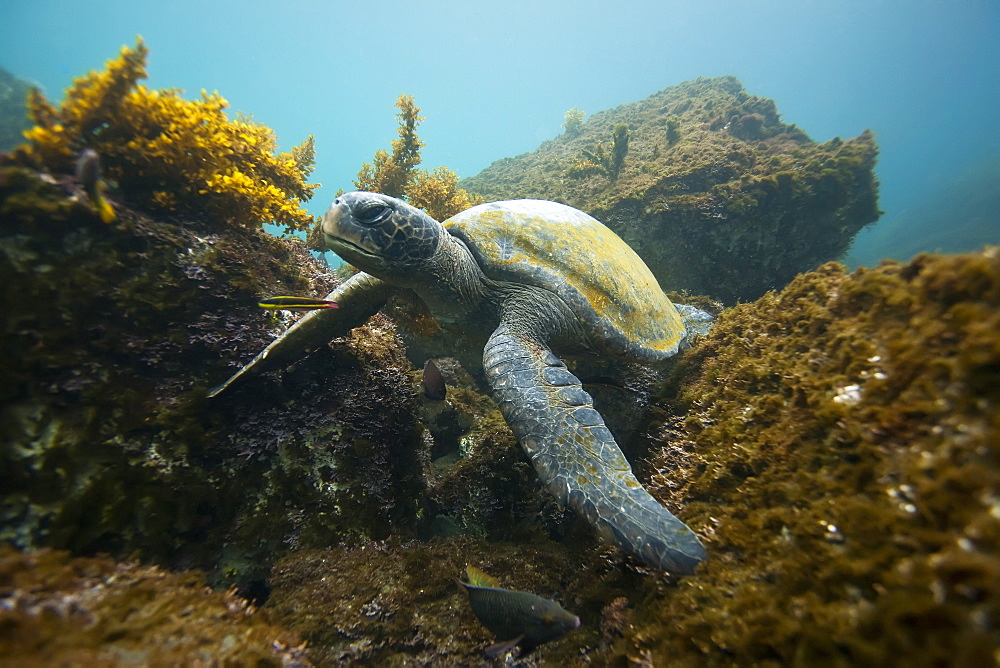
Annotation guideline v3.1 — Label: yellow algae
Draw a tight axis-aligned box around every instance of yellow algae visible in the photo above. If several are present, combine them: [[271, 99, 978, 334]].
[[353, 94, 482, 222], [17, 39, 317, 233]]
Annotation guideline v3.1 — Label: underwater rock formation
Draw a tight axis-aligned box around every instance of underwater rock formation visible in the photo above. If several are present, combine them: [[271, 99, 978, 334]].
[[2, 41, 992, 664], [0, 40, 437, 596], [462, 76, 880, 303], [265, 537, 584, 665], [623, 248, 1000, 664], [0, 164, 425, 592], [411, 360, 584, 547], [0, 545, 308, 665]]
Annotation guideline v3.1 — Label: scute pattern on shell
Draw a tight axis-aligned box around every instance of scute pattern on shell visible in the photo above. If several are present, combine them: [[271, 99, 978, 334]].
[[444, 200, 685, 360]]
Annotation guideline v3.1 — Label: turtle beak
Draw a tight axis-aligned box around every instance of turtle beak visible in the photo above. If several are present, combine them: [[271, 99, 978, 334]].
[[322, 199, 374, 256], [321, 199, 351, 244]]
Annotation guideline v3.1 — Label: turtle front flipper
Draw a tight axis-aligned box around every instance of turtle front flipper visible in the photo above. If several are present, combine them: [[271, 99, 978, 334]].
[[208, 272, 393, 397], [483, 322, 706, 574]]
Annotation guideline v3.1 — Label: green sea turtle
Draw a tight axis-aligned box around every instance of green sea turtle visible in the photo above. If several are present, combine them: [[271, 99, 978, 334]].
[[210, 192, 708, 574]]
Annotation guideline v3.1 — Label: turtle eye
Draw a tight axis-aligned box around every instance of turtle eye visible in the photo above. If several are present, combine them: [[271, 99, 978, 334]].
[[355, 203, 392, 226]]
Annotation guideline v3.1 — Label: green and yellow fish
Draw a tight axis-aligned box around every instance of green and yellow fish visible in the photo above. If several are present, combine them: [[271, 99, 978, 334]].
[[457, 565, 580, 658], [75, 148, 116, 224], [258, 296, 339, 311]]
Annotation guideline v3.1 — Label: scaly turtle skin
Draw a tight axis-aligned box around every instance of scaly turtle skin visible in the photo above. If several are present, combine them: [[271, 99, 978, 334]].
[[211, 192, 708, 574]]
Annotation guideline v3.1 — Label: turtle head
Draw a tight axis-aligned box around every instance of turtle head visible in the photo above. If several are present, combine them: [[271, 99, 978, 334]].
[[322, 191, 444, 282]]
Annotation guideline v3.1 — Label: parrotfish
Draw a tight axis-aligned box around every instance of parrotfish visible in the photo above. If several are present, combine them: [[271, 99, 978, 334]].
[[75, 148, 116, 224], [457, 565, 580, 658], [258, 296, 339, 311]]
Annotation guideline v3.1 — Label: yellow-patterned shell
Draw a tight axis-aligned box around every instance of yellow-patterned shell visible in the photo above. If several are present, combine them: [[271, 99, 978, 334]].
[[444, 200, 685, 361]]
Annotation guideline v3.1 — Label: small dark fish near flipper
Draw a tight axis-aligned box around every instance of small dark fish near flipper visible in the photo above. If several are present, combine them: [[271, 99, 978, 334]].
[[75, 148, 116, 224], [457, 565, 579, 658], [421, 359, 447, 400], [258, 296, 339, 311]]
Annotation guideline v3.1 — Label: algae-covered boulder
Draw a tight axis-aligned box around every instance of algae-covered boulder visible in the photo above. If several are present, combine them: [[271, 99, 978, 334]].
[[462, 76, 880, 303], [0, 163, 427, 592], [624, 248, 1000, 664], [0, 545, 309, 665], [0, 39, 434, 594], [266, 537, 583, 665]]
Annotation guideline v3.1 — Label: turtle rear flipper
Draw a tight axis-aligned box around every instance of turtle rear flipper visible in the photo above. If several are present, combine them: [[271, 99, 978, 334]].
[[483, 321, 706, 574], [208, 272, 392, 397]]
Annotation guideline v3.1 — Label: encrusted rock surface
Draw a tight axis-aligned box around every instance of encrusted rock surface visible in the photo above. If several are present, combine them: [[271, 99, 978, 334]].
[[463, 76, 880, 303]]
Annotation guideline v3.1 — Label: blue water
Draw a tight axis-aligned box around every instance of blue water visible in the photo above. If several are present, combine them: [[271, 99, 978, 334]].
[[4, 0, 999, 265]]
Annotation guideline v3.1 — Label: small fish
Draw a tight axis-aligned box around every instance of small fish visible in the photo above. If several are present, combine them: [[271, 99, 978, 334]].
[[421, 359, 447, 400], [457, 565, 580, 658], [258, 296, 339, 311], [75, 148, 116, 224]]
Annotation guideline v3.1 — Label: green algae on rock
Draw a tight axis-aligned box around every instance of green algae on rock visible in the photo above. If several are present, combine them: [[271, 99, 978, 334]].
[[415, 372, 538, 540], [0, 163, 425, 592], [462, 76, 880, 303], [617, 248, 1000, 664], [0, 545, 308, 665], [266, 537, 584, 665]]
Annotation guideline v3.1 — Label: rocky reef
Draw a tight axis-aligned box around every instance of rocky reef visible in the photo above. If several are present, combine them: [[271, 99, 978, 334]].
[[462, 76, 881, 303], [0, 40, 430, 598], [618, 248, 1000, 664], [0, 160, 431, 591], [0, 545, 308, 665], [265, 538, 584, 665], [4, 163, 996, 664]]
